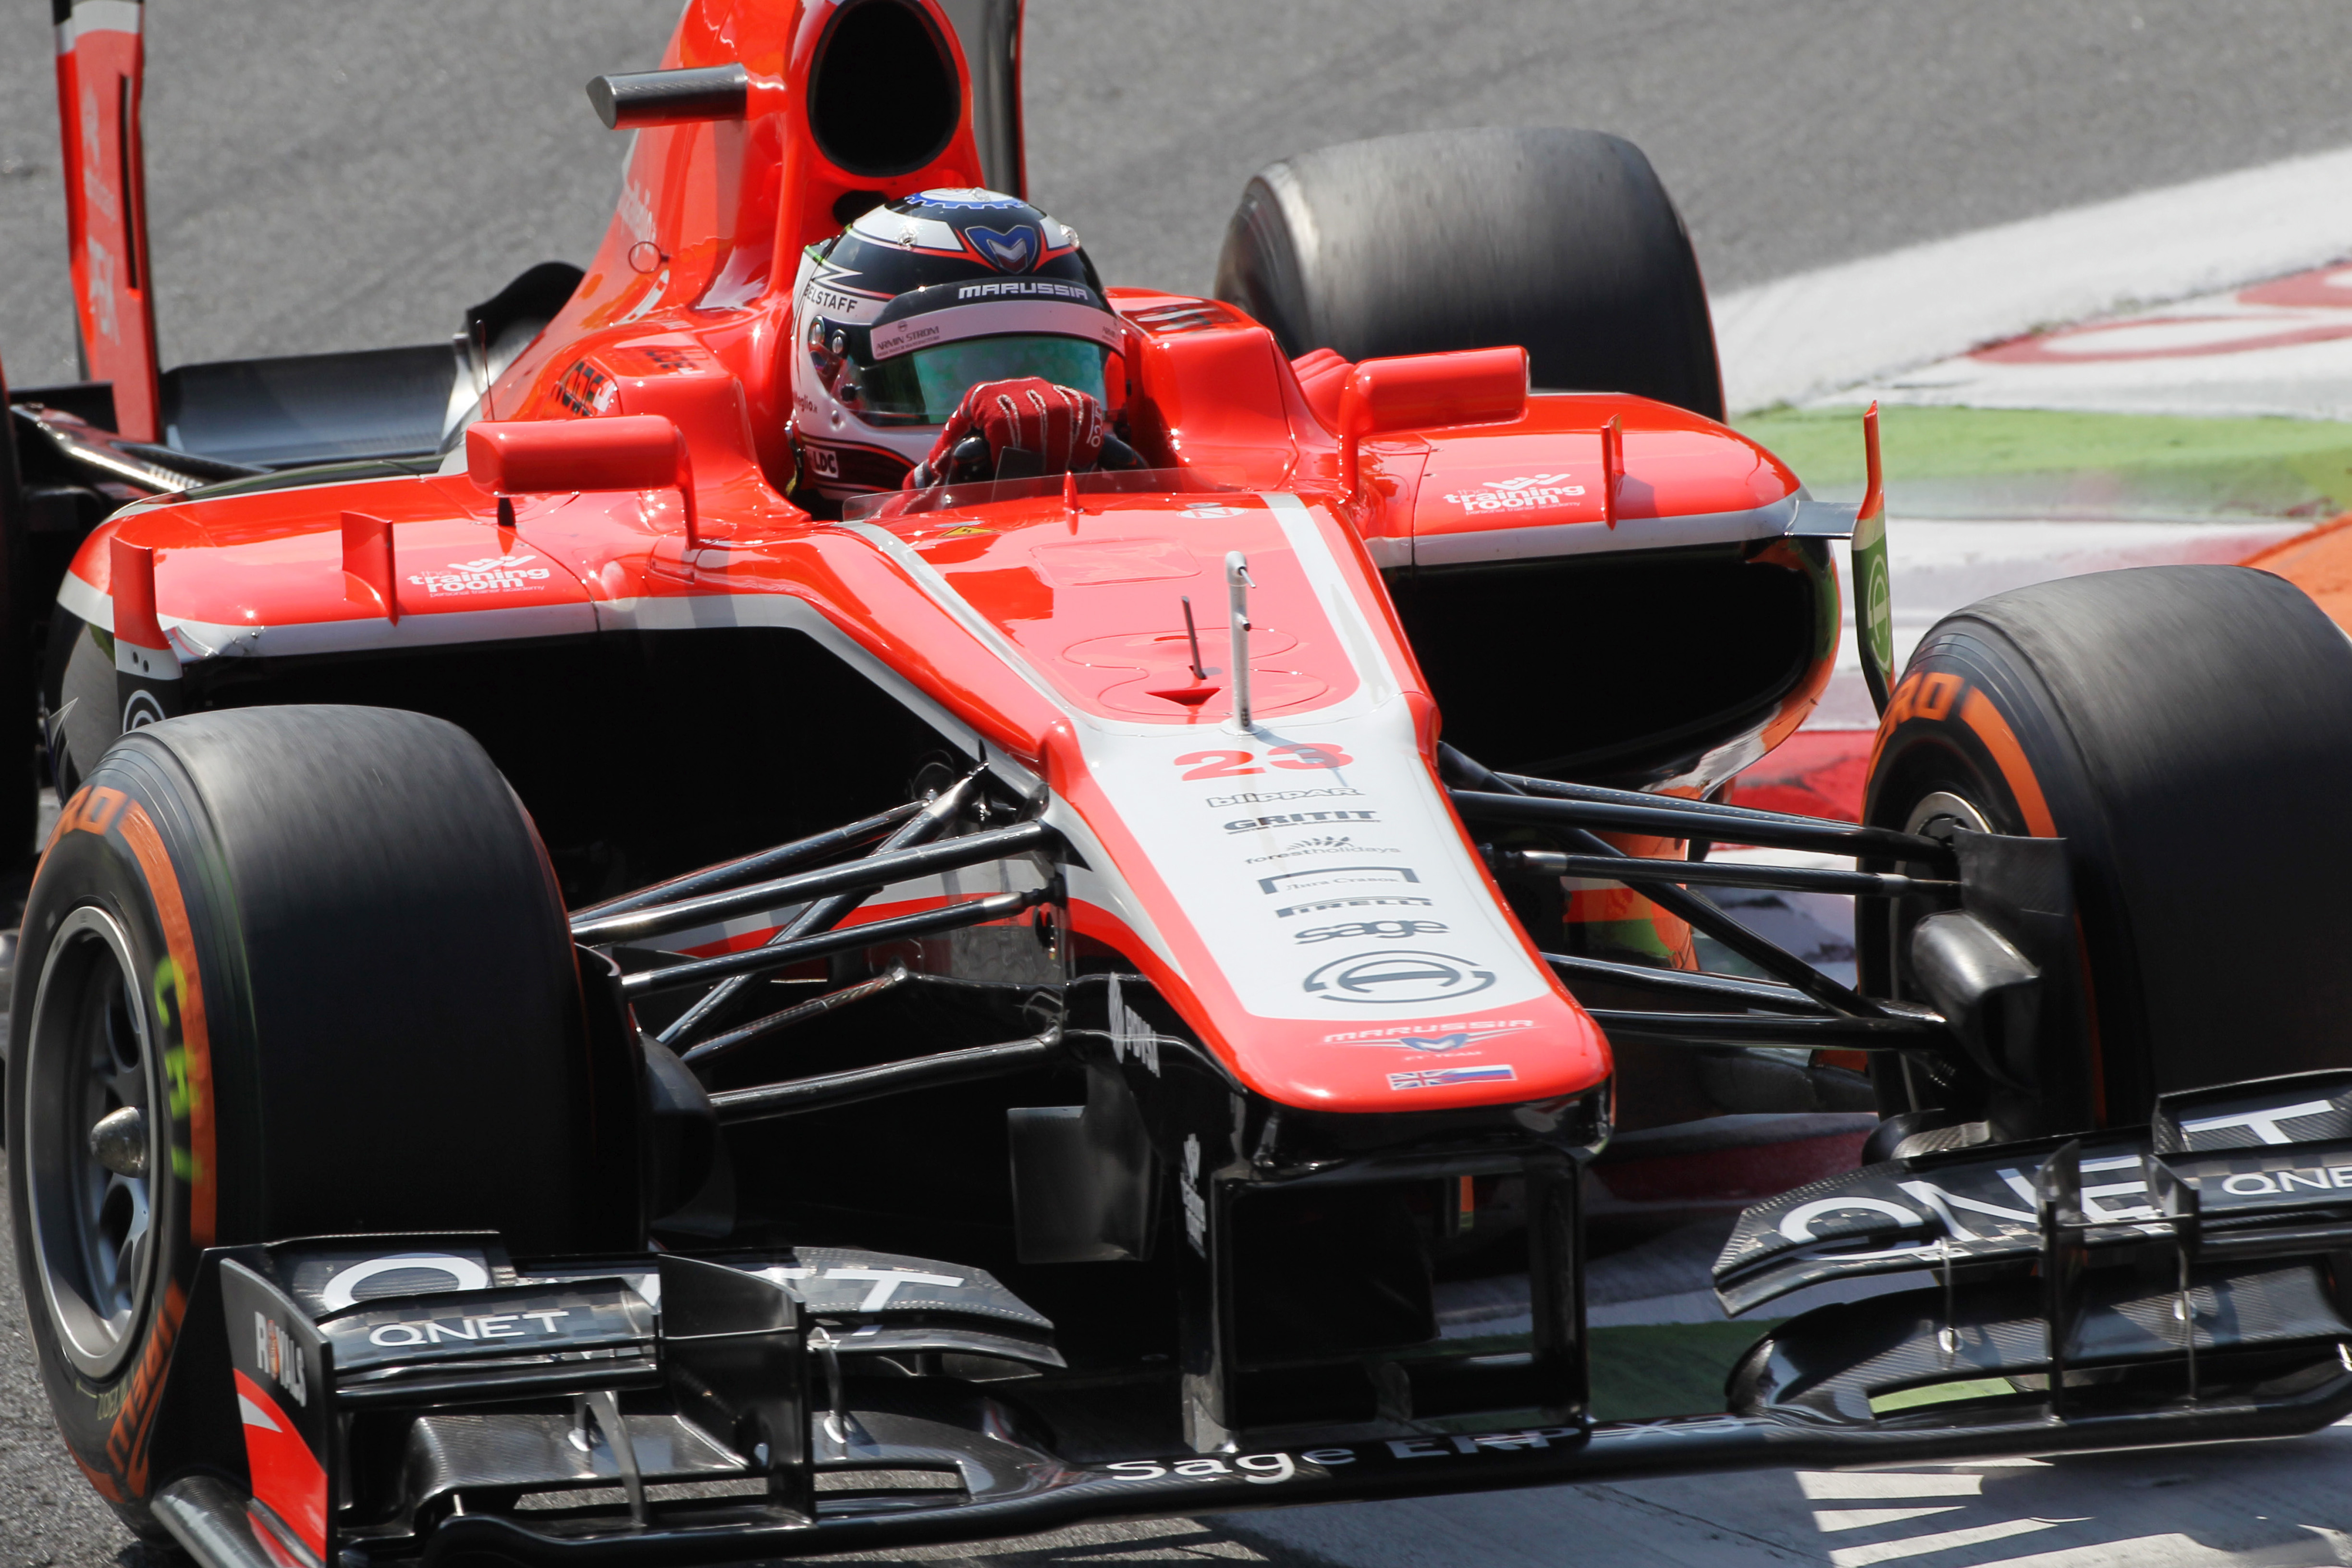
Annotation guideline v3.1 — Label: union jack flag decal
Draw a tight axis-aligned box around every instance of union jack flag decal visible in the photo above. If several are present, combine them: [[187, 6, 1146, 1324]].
[[1387, 1065, 1518, 1091]]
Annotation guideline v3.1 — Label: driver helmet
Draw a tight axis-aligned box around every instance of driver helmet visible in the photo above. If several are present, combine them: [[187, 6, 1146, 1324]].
[[789, 188, 1124, 501]]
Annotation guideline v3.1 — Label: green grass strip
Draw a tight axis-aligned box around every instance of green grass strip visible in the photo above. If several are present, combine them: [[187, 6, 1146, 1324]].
[[1736, 404, 2352, 517]]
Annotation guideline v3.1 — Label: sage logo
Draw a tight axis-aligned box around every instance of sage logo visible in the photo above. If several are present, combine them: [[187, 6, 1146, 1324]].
[[1301, 950, 1494, 1005]]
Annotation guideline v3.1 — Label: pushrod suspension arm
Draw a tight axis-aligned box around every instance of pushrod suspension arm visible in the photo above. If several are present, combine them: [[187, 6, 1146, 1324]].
[[1487, 757, 1892, 833], [1439, 742, 1950, 862], [709, 1032, 1065, 1123], [1452, 789, 1948, 865], [1548, 825, 1883, 1017], [656, 772, 980, 1046], [1502, 848, 1951, 899], [1585, 1006, 1951, 1051], [1542, 951, 1826, 1015], [621, 887, 1047, 998], [679, 965, 912, 1067], [570, 801, 922, 923], [572, 820, 1056, 944], [1442, 745, 1886, 1017]]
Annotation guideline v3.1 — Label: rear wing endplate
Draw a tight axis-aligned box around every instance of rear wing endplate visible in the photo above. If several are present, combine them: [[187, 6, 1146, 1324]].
[[54, 0, 161, 441]]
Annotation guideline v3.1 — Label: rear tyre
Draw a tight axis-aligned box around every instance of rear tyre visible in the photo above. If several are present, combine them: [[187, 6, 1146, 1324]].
[[1861, 565, 2352, 1139], [1213, 126, 1723, 419], [8, 705, 631, 1536]]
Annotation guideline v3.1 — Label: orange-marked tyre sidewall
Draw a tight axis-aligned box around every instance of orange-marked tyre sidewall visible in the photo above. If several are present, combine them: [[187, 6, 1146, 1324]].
[[1860, 627, 2110, 1133], [7, 784, 219, 1539], [9, 706, 621, 1544], [1865, 662, 2059, 843]]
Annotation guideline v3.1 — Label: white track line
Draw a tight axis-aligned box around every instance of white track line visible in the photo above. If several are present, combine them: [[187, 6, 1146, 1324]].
[[1818, 263, 2352, 422], [1712, 143, 2352, 412]]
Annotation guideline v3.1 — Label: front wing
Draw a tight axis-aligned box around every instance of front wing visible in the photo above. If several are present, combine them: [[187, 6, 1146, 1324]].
[[145, 1072, 2352, 1567]]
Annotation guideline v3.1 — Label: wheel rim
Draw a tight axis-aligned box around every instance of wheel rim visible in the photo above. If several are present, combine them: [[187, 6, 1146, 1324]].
[[1886, 790, 1995, 1005], [1902, 790, 1991, 842], [24, 906, 163, 1379], [1871, 788, 1999, 1116]]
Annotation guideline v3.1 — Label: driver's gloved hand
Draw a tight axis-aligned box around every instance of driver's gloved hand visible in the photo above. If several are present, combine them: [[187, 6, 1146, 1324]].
[[904, 378, 1108, 489]]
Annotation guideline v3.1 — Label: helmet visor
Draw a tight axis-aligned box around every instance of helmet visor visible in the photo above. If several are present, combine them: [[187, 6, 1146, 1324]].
[[859, 334, 1110, 423]]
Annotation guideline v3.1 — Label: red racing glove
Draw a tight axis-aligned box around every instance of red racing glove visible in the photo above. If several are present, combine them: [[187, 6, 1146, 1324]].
[[909, 378, 1107, 487]]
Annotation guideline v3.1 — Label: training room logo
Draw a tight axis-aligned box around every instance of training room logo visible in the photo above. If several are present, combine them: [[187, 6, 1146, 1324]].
[[1441, 473, 1586, 515], [407, 553, 553, 597], [1301, 950, 1495, 1005]]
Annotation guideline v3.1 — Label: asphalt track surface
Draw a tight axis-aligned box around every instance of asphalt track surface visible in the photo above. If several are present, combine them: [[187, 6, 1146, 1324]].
[[9, 3, 2352, 376], [4, 2, 2352, 1563]]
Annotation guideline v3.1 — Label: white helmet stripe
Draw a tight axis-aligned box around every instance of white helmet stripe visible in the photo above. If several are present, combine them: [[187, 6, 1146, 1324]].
[[869, 299, 1124, 363]]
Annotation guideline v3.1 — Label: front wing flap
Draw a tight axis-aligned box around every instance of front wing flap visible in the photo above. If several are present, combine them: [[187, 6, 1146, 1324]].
[[1718, 1070, 2352, 1313], [1715, 1071, 2352, 1431]]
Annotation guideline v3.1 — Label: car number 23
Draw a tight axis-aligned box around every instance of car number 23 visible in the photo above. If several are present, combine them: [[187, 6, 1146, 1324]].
[[1175, 746, 1354, 780]]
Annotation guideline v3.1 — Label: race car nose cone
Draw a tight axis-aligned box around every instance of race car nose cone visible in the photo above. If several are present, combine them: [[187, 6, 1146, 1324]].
[[89, 1106, 147, 1178]]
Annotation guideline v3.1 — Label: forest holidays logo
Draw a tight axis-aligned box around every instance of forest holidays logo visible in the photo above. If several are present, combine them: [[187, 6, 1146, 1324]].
[[408, 553, 554, 597], [1442, 473, 1585, 515]]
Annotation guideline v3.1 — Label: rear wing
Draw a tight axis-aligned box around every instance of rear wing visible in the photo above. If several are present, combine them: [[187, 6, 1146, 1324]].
[[37, 3, 583, 473], [37, 0, 1021, 468], [53, 0, 160, 442]]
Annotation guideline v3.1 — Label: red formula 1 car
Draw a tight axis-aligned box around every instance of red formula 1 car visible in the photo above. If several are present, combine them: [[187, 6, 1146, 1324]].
[[13, 2, 2352, 1564]]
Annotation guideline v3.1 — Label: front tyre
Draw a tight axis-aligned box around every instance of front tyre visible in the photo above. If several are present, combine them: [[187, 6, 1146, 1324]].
[[1861, 565, 2352, 1138], [8, 705, 630, 1537]]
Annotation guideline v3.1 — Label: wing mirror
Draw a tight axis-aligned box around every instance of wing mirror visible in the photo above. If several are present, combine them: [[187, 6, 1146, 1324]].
[[1336, 346, 1530, 501], [467, 416, 697, 543]]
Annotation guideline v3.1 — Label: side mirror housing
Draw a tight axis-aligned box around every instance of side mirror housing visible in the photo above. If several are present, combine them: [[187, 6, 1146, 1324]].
[[468, 416, 680, 494], [1336, 347, 1530, 500], [468, 416, 697, 542]]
